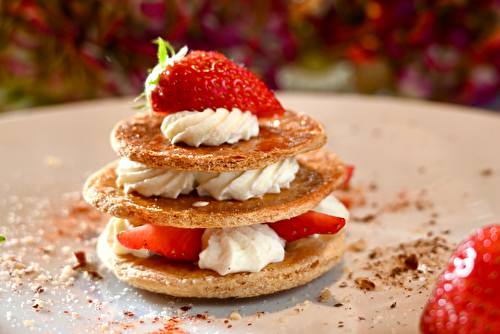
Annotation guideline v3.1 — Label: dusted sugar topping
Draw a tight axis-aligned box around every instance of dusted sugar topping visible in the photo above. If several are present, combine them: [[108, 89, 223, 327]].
[[198, 224, 285, 276], [116, 157, 299, 201], [161, 108, 259, 147]]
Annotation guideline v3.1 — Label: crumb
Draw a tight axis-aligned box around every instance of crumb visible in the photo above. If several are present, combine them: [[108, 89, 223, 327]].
[[355, 277, 376, 290], [390, 302, 397, 309], [404, 254, 419, 270], [43, 155, 61, 167], [23, 320, 34, 327], [288, 309, 300, 316], [254, 311, 265, 318], [318, 288, 334, 303], [229, 312, 241, 320], [71, 251, 87, 270], [279, 317, 288, 323], [71, 312, 79, 319], [348, 238, 367, 252], [481, 168, 493, 176], [339, 281, 348, 288]]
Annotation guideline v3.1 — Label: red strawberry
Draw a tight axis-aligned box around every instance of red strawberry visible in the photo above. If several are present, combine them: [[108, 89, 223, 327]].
[[420, 224, 500, 334], [268, 211, 345, 242], [339, 165, 354, 189], [117, 224, 204, 261], [147, 39, 285, 118]]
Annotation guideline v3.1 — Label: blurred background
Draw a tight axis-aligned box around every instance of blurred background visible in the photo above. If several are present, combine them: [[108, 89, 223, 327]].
[[2, 0, 500, 112]]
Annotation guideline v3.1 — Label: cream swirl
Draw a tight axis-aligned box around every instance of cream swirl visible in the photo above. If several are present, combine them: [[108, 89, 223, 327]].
[[116, 158, 203, 198], [116, 157, 299, 201], [161, 108, 259, 147], [196, 157, 299, 201], [198, 224, 285, 276]]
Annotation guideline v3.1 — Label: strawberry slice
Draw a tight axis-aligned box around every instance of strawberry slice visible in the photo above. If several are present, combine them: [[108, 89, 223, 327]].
[[339, 165, 354, 188], [146, 39, 285, 118], [117, 224, 204, 261], [420, 224, 500, 333], [268, 211, 345, 242]]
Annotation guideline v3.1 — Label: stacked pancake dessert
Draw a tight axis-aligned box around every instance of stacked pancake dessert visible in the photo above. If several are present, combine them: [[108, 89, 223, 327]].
[[83, 39, 351, 298]]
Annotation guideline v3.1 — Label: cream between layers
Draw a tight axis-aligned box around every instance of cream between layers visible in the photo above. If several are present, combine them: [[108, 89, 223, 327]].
[[198, 224, 285, 275], [161, 108, 259, 147], [116, 156, 299, 201], [106, 194, 349, 275]]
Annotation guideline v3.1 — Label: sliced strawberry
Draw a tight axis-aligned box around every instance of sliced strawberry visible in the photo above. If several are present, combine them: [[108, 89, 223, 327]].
[[117, 224, 204, 261], [147, 39, 285, 118], [339, 165, 354, 189], [268, 211, 345, 242], [420, 224, 500, 334]]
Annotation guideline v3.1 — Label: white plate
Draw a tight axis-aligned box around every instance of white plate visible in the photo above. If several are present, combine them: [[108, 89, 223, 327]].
[[1, 93, 499, 334]]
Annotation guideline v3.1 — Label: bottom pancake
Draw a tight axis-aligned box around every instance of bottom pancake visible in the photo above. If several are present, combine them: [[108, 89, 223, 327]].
[[97, 222, 346, 298]]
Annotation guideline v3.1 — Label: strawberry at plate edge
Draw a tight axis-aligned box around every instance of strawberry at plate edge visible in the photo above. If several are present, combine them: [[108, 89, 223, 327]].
[[420, 224, 500, 334]]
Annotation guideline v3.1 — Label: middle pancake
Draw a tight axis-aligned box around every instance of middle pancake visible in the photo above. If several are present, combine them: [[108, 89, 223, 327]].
[[83, 149, 346, 228]]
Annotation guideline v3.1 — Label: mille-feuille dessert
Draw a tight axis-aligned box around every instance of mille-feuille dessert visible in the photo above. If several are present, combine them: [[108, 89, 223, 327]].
[[83, 39, 351, 298]]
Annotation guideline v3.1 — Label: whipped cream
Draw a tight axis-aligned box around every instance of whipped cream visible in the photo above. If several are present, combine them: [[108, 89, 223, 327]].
[[116, 158, 202, 198], [197, 157, 299, 201], [198, 224, 285, 276], [313, 194, 350, 222], [105, 217, 151, 258], [116, 156, 299, 201], [161, 108, 259, 147]]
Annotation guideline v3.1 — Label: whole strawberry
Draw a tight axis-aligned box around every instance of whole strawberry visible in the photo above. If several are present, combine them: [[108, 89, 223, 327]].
[[144, 38, 284, 118], [420, 224, 500, 333]]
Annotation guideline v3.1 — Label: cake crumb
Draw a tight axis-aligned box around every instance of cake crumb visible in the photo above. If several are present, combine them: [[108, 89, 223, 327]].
[[355, 277, 376, 290], [288, 308, 300, 316], [43, 155, 61, 167], [279, 317, 288, 323], [348, 238, 367, 252], [318, 288, 334, 303], [229, 312, 241, 320], [23, 320, 34, 327]]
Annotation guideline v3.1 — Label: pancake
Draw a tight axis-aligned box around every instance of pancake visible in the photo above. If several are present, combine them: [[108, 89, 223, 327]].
[[97, 221, 345, 298], [111, 110, 326, 172], [83, 150, 346, 228]]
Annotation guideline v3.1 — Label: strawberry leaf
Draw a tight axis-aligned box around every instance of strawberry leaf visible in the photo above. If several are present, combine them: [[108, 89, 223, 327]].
[[156, 38, 168, 67], [0, 235, 5, 243], [136, 38, 188, 107]]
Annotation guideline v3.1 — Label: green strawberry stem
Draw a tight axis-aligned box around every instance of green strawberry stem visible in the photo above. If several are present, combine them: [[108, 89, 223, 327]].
[[139, 38, 188, 107], [0, 235, 5, 243]]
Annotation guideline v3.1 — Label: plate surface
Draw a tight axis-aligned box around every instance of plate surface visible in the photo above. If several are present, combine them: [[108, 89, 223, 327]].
[[1, 93, 499, 333]]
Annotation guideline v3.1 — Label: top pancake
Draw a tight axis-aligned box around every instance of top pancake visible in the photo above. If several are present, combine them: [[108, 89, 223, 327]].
[[111, 110, 326, 172]]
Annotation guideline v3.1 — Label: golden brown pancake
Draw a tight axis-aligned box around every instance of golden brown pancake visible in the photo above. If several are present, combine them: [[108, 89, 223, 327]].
[[83, 150, 346, 228], [111, 110, 326, 172], [98, 222, 345, 298]]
